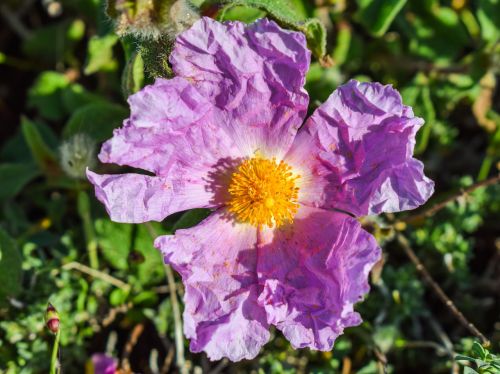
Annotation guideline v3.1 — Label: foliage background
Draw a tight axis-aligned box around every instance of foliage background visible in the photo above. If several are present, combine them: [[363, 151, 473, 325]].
[[0, 0, 499, 373]]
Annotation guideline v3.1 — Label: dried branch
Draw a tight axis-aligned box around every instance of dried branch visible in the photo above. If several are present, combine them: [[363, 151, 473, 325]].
[[399, 173, 500, 225], [397, 234, 490, 347], [61, 262, 130, 290], [121, 323, 145, 373]]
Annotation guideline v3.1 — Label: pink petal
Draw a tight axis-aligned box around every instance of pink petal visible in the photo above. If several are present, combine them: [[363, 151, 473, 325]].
[[154, 210, 270, 361], [170, 17, 310, 159], [257, 205, 381, 350], [87, 170, 213, 223], [99, 77, 239, 176], [286, 80, 434, 216]]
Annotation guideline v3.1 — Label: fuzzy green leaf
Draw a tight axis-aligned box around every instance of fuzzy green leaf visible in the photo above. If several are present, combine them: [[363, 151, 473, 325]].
[[64, 102, 128, 142]]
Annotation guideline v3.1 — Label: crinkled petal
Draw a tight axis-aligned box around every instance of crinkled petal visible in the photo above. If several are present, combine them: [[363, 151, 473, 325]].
[[257, 205, 381, 350], [155, 210, 270, 361], [170, 17, 310, 158], [99, 76, 240, 176], [86, 170, 213, 223], [286, 80, 434, 216]]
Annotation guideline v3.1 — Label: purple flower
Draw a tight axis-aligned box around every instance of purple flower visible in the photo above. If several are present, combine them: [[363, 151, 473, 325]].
[[87, 17, 434, 361], [88, 354, 117, 374]]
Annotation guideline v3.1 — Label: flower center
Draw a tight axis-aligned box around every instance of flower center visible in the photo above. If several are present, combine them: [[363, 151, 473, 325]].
[[227, 157, 300, 228]]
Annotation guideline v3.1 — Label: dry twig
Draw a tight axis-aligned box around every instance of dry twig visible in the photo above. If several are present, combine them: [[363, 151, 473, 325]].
[[400, 173, 500, 225], [121, 323, 145, 373], [397, 234, 490, 347], [61, 262, 130, 290]]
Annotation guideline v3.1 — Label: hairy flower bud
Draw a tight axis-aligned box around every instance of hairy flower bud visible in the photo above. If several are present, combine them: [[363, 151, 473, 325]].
[[107, 0, 199, 40], [45, 303, 60, 334], [59, 133, 96, 179]]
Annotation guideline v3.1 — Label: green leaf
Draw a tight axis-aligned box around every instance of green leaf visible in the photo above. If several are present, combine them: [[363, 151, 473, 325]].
[[305, 62, 342, 103], [0, 228, 23, 306], [219, 5, 266, 23], [356, 0, 408, 37], [0, 163, 40, 201], [60, 83, 105, 113], [21, 117, 60, 177], [455, 354, 476, 363], [220, 0, 304, 23], [109, 288, 130, 306], [463, 367, 479, 374], [332, 22, 352, 66], [22, 19, 85, 63], [173, 209, 211, 231], [64, 102, 128, 142], [84, 34, 119, 75], [28, 71, 70, 121], [373, 325, 398, 353], [133, 225, 165, 284], [219, 0, 327, 58], [152, 298, 172, 336], [28, 71, 104, 121], [401, 5, 469, 62], [472, 341, 487, 359], [414, 85, 435, 155], [477, 0, 500, 43], [299, 19, 327, 59], [121, 51, 145, 97], [95, 219, 132, 270]]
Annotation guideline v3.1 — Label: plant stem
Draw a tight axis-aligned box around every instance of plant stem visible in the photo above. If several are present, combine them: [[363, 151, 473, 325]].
[[49, 330, 61, 374], [77, 190, 99, 269], [144, 223, 187, 374]]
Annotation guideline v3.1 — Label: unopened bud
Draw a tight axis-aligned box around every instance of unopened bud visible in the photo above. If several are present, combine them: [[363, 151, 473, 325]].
[[128, 250, 145, 265], [59, 133, 96, 179], [45, 303, 60, 334], [107, 0, 199, 40]]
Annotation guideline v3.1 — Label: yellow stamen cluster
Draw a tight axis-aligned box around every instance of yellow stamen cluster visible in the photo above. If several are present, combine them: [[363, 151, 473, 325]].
[[227, 157, 300, 227]]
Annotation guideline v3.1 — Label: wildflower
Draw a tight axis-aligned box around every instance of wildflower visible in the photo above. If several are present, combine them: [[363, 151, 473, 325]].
[[87, 17, 434, 361], [86, 353, 117, 374], [59, 133, 96, 179], [45, 303, 60, 334]]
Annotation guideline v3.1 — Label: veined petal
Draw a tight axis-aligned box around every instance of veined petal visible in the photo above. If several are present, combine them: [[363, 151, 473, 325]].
[[170, 17, 310, 159], [286, 80, 434, 216], [155, 210, 269, 361], [257, 205, 381, 350], [98, 77, 240, 176], [86, 170, 213, 224]]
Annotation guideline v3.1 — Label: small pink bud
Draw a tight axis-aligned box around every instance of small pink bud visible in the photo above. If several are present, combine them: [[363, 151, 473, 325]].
[[45, 303, 60, 334]]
